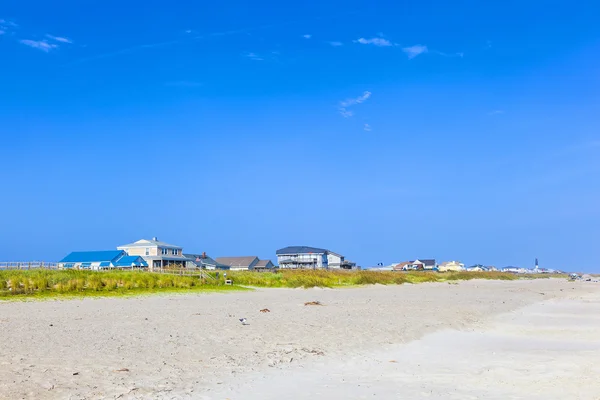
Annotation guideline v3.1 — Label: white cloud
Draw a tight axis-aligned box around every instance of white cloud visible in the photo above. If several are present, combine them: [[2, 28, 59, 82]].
[[302, 34, 311, 39], [339, 108, 354, 118], [338, 91, 371, 118], [340, 91, 372, 108], [19, 39, 59, 52], [328, 41, 343, 46], [364, 124, 372, 132], [488, 110, 505, 116], [0, 19, 18, 28], [244, 52, 264, 61], [355, 37, 393, 47], [46, 34, 72, 44], [402, 44, 428, 59]]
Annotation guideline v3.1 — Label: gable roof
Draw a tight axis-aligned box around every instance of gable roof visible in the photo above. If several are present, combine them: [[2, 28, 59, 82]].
[[276, 246, 328, 255], [255, 259, 274, 267], [393, 261, 412, 270], [215, 256, 259, 267], [414, 259, 436, 266], [60, 250, 125, 263], [118, 238, 182, 249], [113, 256, 148, 267]]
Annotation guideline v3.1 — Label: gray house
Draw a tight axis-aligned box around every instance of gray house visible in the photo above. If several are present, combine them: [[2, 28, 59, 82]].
[[215, 256, 260, 271], [276, 246, 358, 270], [184, 252, 230, 270]]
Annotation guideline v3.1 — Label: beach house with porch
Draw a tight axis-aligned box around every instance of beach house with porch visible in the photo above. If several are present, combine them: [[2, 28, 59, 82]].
[[117, 237, 187, 271]]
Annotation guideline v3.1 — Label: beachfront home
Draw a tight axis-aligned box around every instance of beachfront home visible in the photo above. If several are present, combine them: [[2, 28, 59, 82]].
[[276, 246, 357, 270], [58, 250, 148, 270], [184, 252, 230, 270], [254, 259, 275, 270], [326, 251, 358, 270], [117, 237, 187, 270], [215, 256, 260, 271], [438, 261, 465, 272], [277, 246, 328, 269]]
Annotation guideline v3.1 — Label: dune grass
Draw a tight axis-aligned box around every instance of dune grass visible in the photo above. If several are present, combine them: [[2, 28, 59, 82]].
[[226, 269, 547, 288], [0, 269, 244, 300], [0, 269, 566, 299]]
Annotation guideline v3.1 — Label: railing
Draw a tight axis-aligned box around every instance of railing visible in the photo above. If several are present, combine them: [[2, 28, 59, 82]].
[[0, 261, 59, 270], [153, 267, 215, 280]]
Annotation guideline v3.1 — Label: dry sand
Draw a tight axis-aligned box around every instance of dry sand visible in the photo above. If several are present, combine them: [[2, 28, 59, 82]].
[[0, 279, 599, 399]]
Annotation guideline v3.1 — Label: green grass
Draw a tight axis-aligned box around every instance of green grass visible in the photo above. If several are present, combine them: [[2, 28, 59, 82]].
[[0, 269, 567, 299], [0, 269, 246, 300], [226, 269, 553, 288]]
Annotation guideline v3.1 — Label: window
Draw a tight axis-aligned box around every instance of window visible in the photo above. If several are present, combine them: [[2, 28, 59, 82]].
[[145, 248, 149, 256], [161, 248, 168, 255], [171, 249, 178, 255]]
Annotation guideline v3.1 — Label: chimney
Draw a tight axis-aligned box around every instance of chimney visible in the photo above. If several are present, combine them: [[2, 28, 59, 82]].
[[202, 252, 206, 259], [152, 237, 158, 241]]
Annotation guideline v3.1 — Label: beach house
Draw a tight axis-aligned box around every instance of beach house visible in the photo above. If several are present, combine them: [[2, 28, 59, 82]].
[[395, 259, 437, 271], [117, 237, 187, 270], [438, 261, 465, 272], [215, 256, 261, 271], [58, 250, 148, 270], [254, 259, 275, 270], [184, 252, 231, 270], [276, 246, 357, 269]]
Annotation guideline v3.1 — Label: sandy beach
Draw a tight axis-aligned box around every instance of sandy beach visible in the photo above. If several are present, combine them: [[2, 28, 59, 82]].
[[1, 279, 599, 399]]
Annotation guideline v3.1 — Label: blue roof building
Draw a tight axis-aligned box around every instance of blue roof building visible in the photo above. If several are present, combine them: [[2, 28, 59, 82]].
[[59, 250, 148, 270]]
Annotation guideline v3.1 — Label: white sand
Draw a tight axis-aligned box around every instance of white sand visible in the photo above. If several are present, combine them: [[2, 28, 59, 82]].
[[0, 279, 598, 399]]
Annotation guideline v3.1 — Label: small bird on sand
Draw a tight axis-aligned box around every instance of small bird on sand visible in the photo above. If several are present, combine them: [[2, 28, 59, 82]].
[[239, 318, 248, 325]]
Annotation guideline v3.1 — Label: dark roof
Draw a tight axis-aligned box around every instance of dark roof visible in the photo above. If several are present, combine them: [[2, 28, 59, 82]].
[[184, 253, 230, 268], [416, 259, 436, 266], [60, 250, 125, 263], [276, 246, 328, 255], [215, 256, 259, 267]]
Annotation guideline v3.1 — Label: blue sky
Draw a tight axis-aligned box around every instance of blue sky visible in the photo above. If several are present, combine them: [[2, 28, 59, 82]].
[[1, 1, 599, 271]]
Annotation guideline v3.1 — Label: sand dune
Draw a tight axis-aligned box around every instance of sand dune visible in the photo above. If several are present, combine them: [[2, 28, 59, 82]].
[[0, 279, 598, 399]]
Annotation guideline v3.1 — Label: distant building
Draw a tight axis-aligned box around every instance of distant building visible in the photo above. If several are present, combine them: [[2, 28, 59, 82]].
[[438, 261, 465, 272], [184, 252, 231, 270], [215, 256, 260, 271], [58, 250, 147, 270], [117, 237, 187, 270], [254, 259, 275, 270], [276, 246, 358, 270], [393, 261, 412, 271]]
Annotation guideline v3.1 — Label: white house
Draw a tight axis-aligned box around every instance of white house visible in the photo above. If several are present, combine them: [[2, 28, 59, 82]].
[[276, 246, 357, 269], [117, 237, 187, 270]]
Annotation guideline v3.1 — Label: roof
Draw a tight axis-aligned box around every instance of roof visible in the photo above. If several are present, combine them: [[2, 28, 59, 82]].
[[440, 261, 463, 266], [276, 246, 328, 255], [255, 259, 274, 267], [215, 256, 259, 268], [393, 261, 412, 270], [184, 253, 230, 269], [113, 256, 148, 267], [60, 250, 125, 263], [117, 238, 182, 249], [415, 259, 436, 266]]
